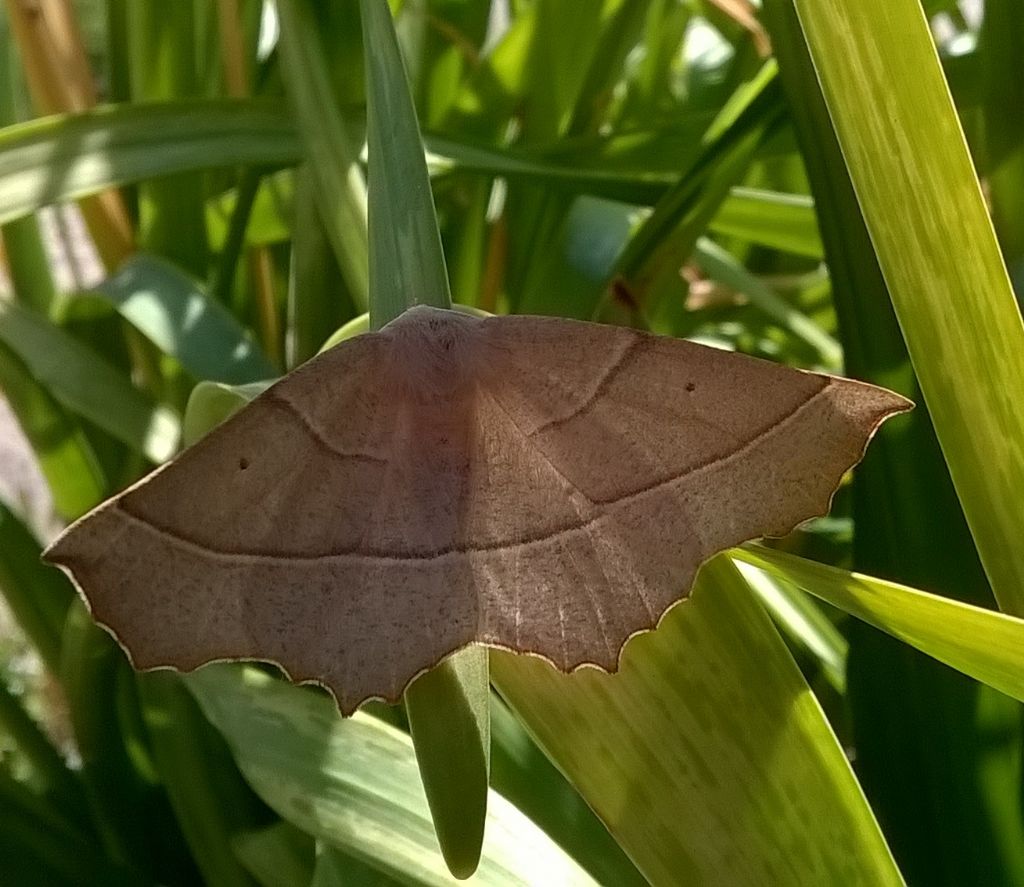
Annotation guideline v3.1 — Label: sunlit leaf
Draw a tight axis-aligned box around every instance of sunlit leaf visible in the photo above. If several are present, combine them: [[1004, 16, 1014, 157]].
[[187, 664, 598, 886]]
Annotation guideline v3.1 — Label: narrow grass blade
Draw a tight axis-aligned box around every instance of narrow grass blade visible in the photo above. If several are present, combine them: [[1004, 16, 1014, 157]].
[[734, 547, 1024, 706], [59, 603, 157, 875], [361, 0, 451, 327], [277, 0, 369, 309], [694, 236, 841, 368], [614, 61, 784, 289], [286, 166, 354, 368], [0, 0, 64, 318], [0, 678, 85, 817], [127, 1, 209, 276], [138, 672, 260, 887], [738, 560, 847, 694], [0, 770, 147, 886], [979, 0, 1024, 278], [426, 134, 677, 204]]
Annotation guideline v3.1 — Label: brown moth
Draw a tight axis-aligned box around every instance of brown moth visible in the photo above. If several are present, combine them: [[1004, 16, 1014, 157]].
[[45, 306, 910, 714]]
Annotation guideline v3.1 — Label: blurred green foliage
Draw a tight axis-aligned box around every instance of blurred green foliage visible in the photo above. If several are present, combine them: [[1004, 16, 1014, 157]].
[[0, 1, 1022, 885]]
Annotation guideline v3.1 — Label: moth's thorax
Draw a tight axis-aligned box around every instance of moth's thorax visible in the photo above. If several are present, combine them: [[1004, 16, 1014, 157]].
[[381, 305, 484, 402]]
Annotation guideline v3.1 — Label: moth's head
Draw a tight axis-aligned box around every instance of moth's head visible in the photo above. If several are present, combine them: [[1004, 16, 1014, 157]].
[[380, 305, 483, 399]]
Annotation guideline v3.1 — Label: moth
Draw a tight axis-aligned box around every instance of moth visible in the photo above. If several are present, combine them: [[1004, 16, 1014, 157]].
[[46, 306, 910, 713]]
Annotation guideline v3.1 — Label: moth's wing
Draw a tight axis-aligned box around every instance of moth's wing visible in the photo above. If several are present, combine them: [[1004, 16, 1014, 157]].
[[45, 331, 481, 714], [467, 315, 910, 670], [46, 308, 909, 710]]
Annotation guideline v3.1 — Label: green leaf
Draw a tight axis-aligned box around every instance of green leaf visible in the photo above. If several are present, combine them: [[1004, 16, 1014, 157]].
[[565, 1, 656, 137], [491, 556, 904, 885], [0, 502, 75, 673], [693, 236, 841, 368], [708, 186, 823, 258], [614, 61, 785, 298], [738, 557, 847, 694], [127, 1, 210, 277], [0, 300, 180, 463], [979, 0, 1024, 277], [0, 101, 300, 227], [137, 672, 259, 887], [233, 822, 314, 887], [277, 0, 369, 310], [312, 843, 400, 887], [761, 3, 1024, 881], [0, 14, 59, 315], [91, 254, 277, 384], [361, 0, 451, 327], [187, 664, 599, 886], [734, 547, 1024, 707], [490, 697, 645, 886], [360, 0, 484, 876], [0, 341, 105, 517], [791, 0, 1024, 613], [426, 133, 677, 204], [183, 380, 269, 447], [403, 647, 489, 881], [2, 214, 59, 315], [59, 603, 157, 875]]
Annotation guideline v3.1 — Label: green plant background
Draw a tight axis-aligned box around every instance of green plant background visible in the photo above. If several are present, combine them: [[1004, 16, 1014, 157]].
[[1, 1, 1023, 885]]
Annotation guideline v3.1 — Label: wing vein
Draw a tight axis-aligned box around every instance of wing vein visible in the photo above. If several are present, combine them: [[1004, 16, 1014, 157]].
[[265, 390, 387, 465], [530, 334, 646, 436]]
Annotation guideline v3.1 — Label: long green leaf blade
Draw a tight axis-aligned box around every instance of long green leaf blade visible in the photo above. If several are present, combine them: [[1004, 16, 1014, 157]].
[[0, 301, 179, 462], [358, 1, 483, 875], [361, 0, 451, 327], [187, 665, 597, 886], [791, 0, 1024, 612], [0, 343, 105, 517], [92, 254, 276, 384], [491, 557, 904, 885], [277, 0, 369, 309], [734, 547, 1024, 706], [762, 3, 1024, 880], [0, 101, 299, 227]]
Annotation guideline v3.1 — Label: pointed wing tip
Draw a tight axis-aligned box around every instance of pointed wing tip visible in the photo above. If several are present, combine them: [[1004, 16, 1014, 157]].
[[40, 531, 71, 566], [41, 544, 80, 577], [842, 378, 914, 418], [881, 389, 915, 417]]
